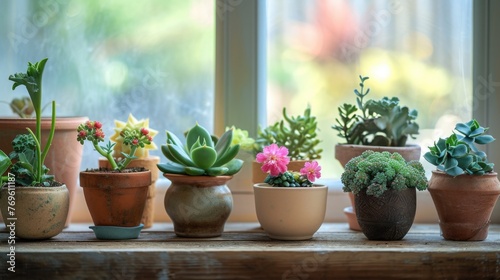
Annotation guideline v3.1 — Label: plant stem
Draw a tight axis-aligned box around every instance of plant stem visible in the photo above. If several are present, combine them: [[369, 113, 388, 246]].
[[119, 145, 138, 170], [93, 143, 119, 170], [41, 101, 56, 169]]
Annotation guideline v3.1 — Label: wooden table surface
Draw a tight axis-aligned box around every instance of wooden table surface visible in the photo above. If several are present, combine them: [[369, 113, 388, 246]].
[[1, 223, 499, 279]]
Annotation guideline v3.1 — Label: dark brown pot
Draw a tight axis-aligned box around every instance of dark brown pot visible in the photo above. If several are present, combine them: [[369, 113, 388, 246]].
[[0, 116, 88, 226], [80, 170, 151, 227], [428, 170, 500, 241], [355, 188, 416, 240]]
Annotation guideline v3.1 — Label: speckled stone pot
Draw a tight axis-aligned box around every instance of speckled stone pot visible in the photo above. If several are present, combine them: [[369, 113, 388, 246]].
[[163, 174, 233, 238], [0, 185, 69, 240]]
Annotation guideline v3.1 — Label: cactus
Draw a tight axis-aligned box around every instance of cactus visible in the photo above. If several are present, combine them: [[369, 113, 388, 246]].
[[157, 123, 243, 176]]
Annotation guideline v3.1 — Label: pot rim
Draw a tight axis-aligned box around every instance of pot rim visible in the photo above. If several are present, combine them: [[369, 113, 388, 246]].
[[335, 143, 421, 149], [431, 169, 498, 177], [0, 184, 67, 191]]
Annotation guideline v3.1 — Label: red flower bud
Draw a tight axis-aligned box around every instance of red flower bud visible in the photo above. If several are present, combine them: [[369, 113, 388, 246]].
[[132, 138, 139, 145], [94, 121, 103, 129], [141, 128, 149, 136], [94, 129, 105, 139]]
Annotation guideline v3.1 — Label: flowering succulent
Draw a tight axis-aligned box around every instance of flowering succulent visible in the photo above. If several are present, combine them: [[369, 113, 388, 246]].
[[256, 144, 321, 187], [110, 114, 158, 159], [77, 120, 153, 171]]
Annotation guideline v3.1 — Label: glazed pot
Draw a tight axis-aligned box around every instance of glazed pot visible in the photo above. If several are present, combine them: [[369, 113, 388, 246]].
[[0, 184, 69, 240], [0, 116, 88, 226], [253, 183, 328, 240], [80, 170, 151, 227], [163, 173, 233, 237], [99, 156, 159, 228], [428, 170, 500, 241], [252, 160, 308, 184], [355, 188, 416, 240]]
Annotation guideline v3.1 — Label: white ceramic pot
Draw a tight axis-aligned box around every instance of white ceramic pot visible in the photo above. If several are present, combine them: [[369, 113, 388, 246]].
[[253, 183, 328, 240]]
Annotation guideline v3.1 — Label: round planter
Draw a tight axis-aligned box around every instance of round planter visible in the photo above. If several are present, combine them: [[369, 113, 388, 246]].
[[99, 156, 159, 228], [79, 170, 151, 227], [252, 160, 308, 184], [0, 116, 88, 227], [428, 170, 500, 241], [163, 173, 233, 238], [0, 184, 69, 240], [253, 183, 328, 240], [355, 188, 416, 241], [335, 144, 421, 231]]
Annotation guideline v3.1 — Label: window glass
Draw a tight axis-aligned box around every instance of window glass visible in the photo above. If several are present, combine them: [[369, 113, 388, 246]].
[[267, 0, 472, 178], [0, 0, 215, 169]]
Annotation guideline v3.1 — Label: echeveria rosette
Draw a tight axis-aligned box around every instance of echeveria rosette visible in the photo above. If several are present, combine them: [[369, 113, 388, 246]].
[[256, 144, 322, 187], [110, 114, 158, 159]]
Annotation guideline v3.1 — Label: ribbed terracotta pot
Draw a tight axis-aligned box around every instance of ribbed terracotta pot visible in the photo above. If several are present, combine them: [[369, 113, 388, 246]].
[[0, 184, 69, 240], [80, 170, 151, 227], [335, 144, 421, 231], [355, 188, 416, 240], [98, 156, 159, 228], [163, 173, 233, 238], [252, 160, 308, 184], [428, 170, 500, 241], [253, 183, 328, 240], [0, 116, 88, 226]]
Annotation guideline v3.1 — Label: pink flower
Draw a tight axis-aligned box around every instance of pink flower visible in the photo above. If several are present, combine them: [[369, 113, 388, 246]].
[[256, 144, 290, 176], [94, 121, 103, 129], [132, 138, 139, 146], [141, 128, 149, 136], [78, 130, 87, 139], [300, 161, 322, 182], [94, 129, 105, 140]]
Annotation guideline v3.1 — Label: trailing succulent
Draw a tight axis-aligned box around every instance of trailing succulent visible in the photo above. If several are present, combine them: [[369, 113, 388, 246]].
[[332, 75, 419, 147], [157, 123, 243, 176], [341, 150, 428, 197], [253, 106, 322, 161], [424, 119, 495, 177]]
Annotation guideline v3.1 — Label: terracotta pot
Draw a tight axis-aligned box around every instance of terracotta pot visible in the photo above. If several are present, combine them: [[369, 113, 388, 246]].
[[355, 188, 416, 240], [163, 173, 233, 237], [80, 170, 151, 227], [428, 170, 500, 241], [335, 144, 421, 231], [98, 156, 159, 228], [0, 184, 69, 240], [253, 183, 328, 240], [252, 160, 308, 184], [0, 116, 88, 226]]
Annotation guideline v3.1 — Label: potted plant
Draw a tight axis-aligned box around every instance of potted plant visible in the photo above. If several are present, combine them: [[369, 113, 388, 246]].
[[253, 144, 327, 240], [157, 123, 244, 237], [77, 120, 153, 240], [341, 150, 428, 240], [97, 114, 159, 228], [424, 119, 500, 241], [249, 106, 322, 183], [0, 59, 69, 240], [332, 75, 421, 230], [0, 58, 87, 227]]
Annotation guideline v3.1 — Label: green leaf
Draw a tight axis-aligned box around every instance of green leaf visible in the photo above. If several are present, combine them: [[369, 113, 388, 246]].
[[190, 145, 217, 169], [213, 144, 240, 167], [157, 162, 186, 174], [222, 158, 244, 175], [450, 144, 468, 158], [215, 129, 233, 157], [475, 135, 495, 144], [167, 144, 197, 167], [186, 123, 214, 151], [0, 151, 12, 176]]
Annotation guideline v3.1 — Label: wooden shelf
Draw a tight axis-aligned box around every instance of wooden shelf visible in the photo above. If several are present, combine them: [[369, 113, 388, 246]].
[[1, 223, 499, 279]]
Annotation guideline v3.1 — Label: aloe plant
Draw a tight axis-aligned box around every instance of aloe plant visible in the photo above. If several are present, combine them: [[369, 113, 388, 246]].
[[157, 123, 243, 176], [424, 119, 495, 176]]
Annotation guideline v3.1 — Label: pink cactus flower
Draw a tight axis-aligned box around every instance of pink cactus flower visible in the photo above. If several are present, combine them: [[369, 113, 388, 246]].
[[256, 143, 290, 176], [300, 161, 322, 182]]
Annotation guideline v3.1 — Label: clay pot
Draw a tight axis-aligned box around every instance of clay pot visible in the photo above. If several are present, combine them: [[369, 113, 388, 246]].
[[0, 184, 69, 240], [428, 170, 500, 241], [163, 174, 233, 237], [0, 116, 88, 226], [355, 188, 416, 240], [252, 160, 308, 184], [253, 183, 328, 240], [98, 156, 159, 228], [335, 144, 421, 231], [80, 170, 151, 227]]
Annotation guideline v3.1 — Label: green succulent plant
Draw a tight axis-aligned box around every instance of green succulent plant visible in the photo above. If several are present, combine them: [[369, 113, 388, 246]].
[[341, 150, 428, 197], [333, 75, 419, 146], [157, 123, 243, 176], [424, 119, 495, 177]]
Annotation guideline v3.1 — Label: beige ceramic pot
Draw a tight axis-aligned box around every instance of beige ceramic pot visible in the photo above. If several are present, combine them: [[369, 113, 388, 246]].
[[335, 144, 421, 231], [428, 170, 500, 241], [0, 116, 88, 226], [253, 183, 328, 240], [99, 156, 159, 228], [252, 160, 309, 184], [0, 184, 69, 240], [163, 174, 233, 237]]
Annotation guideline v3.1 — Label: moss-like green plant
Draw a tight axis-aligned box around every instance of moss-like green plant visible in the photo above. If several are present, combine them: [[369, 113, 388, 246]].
[[341, 150, 428, 197], [157, 123, 243, 176], [332, 75, 419, 146], [424, 119, 495, 177]]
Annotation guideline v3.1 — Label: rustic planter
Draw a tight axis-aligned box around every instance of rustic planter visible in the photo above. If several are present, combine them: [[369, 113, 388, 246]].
[[252, 160, 308, 184], [428, 170, 500, 241], [0, 184, 69, 240], [163, 173, 233, 238], [355, 188, 416, 240], [253, 183, 328, 240]]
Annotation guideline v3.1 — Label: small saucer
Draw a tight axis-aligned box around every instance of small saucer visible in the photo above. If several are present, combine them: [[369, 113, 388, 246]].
[[90, 224, 144, 240], [343, 206, 361, 231]]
